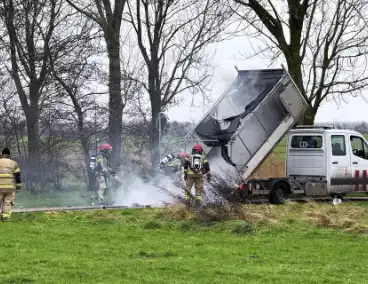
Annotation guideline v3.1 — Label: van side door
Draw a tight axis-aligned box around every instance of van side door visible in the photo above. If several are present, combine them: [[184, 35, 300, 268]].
[[349, 135, 368, 192], [329, 133, 353, 192]]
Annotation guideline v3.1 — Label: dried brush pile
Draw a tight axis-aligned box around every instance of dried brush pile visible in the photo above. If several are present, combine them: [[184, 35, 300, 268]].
[[162, 201, 368, 233]]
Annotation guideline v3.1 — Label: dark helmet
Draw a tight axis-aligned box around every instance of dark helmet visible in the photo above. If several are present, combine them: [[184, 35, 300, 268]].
[[1, 147, 10, 156]]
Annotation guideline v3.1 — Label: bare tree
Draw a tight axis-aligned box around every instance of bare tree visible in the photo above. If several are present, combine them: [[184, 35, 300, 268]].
[[0, 0, 66, 159], [0, 88, 27, 157], [233, 0, 368, 124], [125, 0, 234, 169], [65, 0, 129, 169], [123, 93, 151, 158], [47, 18, 142, 190], [46, 21, 104, 192]]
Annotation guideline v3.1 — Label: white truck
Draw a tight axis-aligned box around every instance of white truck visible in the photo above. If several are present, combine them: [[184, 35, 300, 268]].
[[185, 66, 368, 203]]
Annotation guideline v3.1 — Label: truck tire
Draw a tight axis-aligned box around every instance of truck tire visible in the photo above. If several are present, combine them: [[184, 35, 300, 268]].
[[270, 182, 290, 204]]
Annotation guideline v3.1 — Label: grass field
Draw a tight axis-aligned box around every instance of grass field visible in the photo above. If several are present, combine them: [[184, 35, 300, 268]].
[[2, 203, 368, 284]]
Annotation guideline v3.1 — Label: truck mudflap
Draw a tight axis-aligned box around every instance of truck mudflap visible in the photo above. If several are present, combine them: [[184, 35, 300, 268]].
[[185, 66, 309, 181]]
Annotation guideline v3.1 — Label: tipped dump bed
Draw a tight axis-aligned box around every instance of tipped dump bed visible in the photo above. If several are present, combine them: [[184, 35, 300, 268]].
[[185, 67, 309, 180]]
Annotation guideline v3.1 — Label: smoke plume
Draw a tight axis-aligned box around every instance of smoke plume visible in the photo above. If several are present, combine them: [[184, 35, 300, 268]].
[[112, 171, 183, 207]]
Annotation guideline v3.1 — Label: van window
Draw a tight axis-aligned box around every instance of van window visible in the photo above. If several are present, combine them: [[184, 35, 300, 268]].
[[331, 135, 346, 156], [290, 135, 323, 148], [350, 136, 368, 160]]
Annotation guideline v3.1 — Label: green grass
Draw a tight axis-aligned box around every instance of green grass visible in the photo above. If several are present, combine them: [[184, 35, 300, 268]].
[[353, 201, 368, 206], [1, 203, 368, 283], [13, 190, 90, 208]]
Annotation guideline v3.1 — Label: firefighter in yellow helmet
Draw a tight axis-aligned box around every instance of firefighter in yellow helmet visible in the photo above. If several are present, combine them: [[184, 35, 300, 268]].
[[183, 144, 211, 207], [94, 143, 115, 204], [0, 148, 21, 221]]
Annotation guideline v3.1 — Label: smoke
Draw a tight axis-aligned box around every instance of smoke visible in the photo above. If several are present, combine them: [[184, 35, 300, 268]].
[[215, 66, 237, 86], [112, 170, 183, 207], [190, 69, 263, 181], [110, 68, 270, 207], [206, 147, 239, 181]]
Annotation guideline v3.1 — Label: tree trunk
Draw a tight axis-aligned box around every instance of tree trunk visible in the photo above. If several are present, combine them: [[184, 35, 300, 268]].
[[23, 104, 40, 192], [24, 106, 40, 158], [80, 137, 97, 192], [299, 107, 317, 125], [286, 56, 304, 97], [286, 54, 317, 126], [150, 97, 161, 174], [107, 41, 123, 170]]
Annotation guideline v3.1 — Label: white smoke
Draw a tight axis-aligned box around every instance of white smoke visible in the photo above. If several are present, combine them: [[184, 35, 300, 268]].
[[112, 172, 183, 207], [110, 69, 265, 207], [198, 69, 263, 178], [215, 66, 237, 86], [205, 147, 238, 180]]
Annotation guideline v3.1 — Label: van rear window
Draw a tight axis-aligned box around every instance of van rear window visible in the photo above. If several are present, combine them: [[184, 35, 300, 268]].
[[290, 135, 323, 148]]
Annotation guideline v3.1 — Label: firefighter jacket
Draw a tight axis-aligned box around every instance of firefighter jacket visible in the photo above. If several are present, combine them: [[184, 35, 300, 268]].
[[164, 158, 183, 174], [95, 153, 113, 178], [183, 154, 210, 177], [0, 154, 21, 191], [166, 158, 182, 168]]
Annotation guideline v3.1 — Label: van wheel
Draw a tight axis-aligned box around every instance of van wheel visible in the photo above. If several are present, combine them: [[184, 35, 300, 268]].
[[270, 182, 290, 204]]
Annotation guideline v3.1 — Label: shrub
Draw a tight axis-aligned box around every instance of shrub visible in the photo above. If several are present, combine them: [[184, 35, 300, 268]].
[[143, 220, 162, 229], [231, 222, 255, 235]]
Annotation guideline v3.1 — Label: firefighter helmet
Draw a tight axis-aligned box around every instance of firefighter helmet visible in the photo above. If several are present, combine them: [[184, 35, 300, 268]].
[[178, 152, 188, 159], [99, 143, 112, 154], [192, 143, 203, 153]]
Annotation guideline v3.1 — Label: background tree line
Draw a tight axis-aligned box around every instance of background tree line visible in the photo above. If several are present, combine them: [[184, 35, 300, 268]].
[[0, 0, 367, 194]]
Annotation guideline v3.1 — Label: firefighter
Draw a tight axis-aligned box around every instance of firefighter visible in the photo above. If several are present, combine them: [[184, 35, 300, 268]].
[[174, 151, 189, 172], [159, 153, 175, 168], [161, 151, 189, 176], [178, 151, 189, 161], [94, 143, 115, 204], [0, 148, 21, 221], [183, 144, 211, 207]]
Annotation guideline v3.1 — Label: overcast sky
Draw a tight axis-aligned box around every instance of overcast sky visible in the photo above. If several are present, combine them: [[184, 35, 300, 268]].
[[166, 36, 368, 124]]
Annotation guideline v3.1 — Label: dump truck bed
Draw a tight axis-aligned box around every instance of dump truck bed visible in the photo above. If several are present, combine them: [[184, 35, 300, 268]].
[[185, 66, 309, 181]]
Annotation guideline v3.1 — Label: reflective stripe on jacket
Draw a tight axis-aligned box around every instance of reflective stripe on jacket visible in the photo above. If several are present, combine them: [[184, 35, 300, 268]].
[[0, 155, 21, 190]]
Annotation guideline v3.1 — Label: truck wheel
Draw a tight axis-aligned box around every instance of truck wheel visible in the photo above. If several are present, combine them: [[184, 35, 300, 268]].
[[270, 182, 290, 204]]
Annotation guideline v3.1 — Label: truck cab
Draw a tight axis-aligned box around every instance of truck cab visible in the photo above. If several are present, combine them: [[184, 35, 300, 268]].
[[286, 126, 368, 195]]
